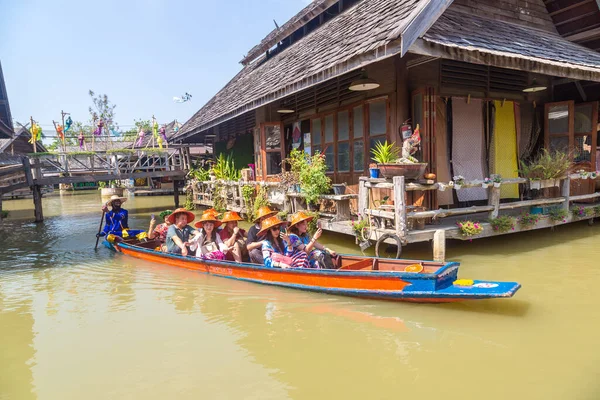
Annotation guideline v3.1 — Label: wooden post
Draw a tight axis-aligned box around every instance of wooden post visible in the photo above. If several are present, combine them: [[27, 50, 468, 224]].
[[30, 117, 37, 153], [173, 180, 180, 208], [433, 229, 446, 262], [32, 184, 44, 222], [0, 196, 3, 225], [392, 176, 407, 240], [61, 110, 67, 153], [358, 178, 368, 219], [561, 176, 571, 212], [487, 186, 501, 219]]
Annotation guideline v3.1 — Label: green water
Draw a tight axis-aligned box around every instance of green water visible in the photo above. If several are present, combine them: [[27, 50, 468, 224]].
[[1, 192, 599, 399]]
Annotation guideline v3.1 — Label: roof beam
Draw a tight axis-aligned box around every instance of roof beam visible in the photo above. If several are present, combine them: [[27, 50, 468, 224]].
[[565, 26, 600, 41], [399, 0, 453, 56], [549, 0, 594, 17], [575, 81, 588, 101]]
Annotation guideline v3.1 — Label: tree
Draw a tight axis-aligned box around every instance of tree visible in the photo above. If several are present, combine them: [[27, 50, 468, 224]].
[[122, 119, 152, 141], [88, 90, 119, 132]]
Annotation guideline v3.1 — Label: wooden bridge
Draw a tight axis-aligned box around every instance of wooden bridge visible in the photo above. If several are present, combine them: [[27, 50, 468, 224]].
[[0, 148, 191, 222]]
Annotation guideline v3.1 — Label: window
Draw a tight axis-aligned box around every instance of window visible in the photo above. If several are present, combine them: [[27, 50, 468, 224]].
[[311, 118, 322, 156], [368, 100, 388, 161], [353, 106, 363, 138], [261, 124, 284, 177], [323, 114, 334, 173], [337, 111, 350, 172]]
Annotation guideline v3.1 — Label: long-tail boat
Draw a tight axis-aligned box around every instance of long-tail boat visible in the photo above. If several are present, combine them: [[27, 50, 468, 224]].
[[107, 239, 521, 303]]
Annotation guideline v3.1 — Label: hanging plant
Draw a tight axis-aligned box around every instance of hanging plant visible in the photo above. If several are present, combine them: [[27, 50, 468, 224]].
[[489, 215, 515, 233], [456, 220, 483, 237], [518, 212, 540, 229]]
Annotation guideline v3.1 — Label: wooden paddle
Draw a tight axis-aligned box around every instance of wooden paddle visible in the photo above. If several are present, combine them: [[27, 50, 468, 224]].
[[94, 210, 106, 250]]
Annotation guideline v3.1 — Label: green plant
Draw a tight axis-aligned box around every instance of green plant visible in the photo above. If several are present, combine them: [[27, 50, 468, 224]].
[[251, 186, 270, 221], [288, 149, 331, 205], [97, 181, 107, 189], [548, 208, 568, 223], [491, 174, 503, 183], [519, 149, 572, 180], [594, 206, 600, 217], [213, 153, 241, 181], [489, 215, 515, 233], [28, 152, 59, 157], [66, 151, 96, 156], [241, 185, 256, 221], [518, 212, 540, 228], [351, 217, 370, 240], [376, 196, 391, 207], [189, 166, 210, 181], [1, 210, 8, 219], [184, 188, 195, 211], [572, 206, 593, 219], [370, 141, 401, 164], [456, 220, 483, 237], [305, 211, 319, 235]]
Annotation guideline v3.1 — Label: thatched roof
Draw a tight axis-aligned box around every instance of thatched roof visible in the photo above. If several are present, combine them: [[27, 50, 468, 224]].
[[174, 0, 600, 142], [414, 9, 600, 82], [173, 0, 434, 141]]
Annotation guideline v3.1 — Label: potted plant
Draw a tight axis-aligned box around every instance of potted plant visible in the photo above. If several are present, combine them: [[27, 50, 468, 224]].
[[548, 208, 568, 224], [520, 149, 571, 190], [370, 140, 427, 180], [491, 174, 503, 188], [591, 171, 598, 180], [482, 177, 492, 188], [456, 220, 483, 238], [518, 212, 540, 229], [287, 149, 331, 205], [369, 162, 380, 178], [577, 169, 590, 180], [452, 175, 465, 190], [489, 215, 515, 233]]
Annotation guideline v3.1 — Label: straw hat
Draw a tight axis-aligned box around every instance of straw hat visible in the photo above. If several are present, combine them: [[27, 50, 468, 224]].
[[258, 215, 288, 237], [288, 211, 314, 230], [253, 206, 277, 223], [105, 194, 127, 207], [194, 211, 222, 229], [220, 211, 243, 223], [204, 208, 221, 218], [167, 208, 196, 225]]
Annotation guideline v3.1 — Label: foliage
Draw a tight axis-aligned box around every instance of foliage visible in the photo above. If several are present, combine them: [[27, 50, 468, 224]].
[[251, 186, 270, 221], [518, 212, 540, 228], [376, 196, 391, 207], [572, 206, 593, 219], [489, 215, 515, 233], [519, 149, 572, 180], [304, 211, 319, 235], [106, 149, 136, 154], [122, 119, 152, 140], [142, 148, 168, 155], [241, 185, 256, 221], [97, 181, 107, 189], [594, 206, 600, 217], [452, 175, 465, 185], [28, 152, 59, 157], [370, 141, 401, 164], [184, 189, 195, 211], [491, 174, 503, 183], [189, 165, 210, 181], [88, 90, 119, 132], [66, 151, 96, 156], [212, 153, 241, 181], [1, 210, 8, 219], [212, 183, 227, 213], [456, 220, 483, 237], [287, 149, 331, 205], [548, 208, 568, 223], [351, 217, 370, 240]]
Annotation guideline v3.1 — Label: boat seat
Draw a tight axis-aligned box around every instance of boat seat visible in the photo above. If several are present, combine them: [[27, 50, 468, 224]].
[[338, 258, 373, 271]]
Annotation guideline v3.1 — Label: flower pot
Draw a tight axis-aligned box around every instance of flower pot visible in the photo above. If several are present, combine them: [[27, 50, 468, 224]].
[[493, 182, 501, 188], [332, 184, 346, 195], [377, 163, 428, 180], [454, 184, 462, 190], [369, 168, 380, 179], [482, 183, 490, 189], [438, 184, 446, 192]]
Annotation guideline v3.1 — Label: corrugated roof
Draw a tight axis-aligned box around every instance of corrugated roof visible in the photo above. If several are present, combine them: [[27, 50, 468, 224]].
[[174, 0, 427, 141]]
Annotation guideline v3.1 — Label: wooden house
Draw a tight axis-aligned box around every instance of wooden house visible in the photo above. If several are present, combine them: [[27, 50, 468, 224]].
[[172, 0, 600, 210], [0, 61, 14, 139]]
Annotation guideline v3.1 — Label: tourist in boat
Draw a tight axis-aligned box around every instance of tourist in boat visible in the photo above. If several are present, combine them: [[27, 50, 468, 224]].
[[165, 208, 200, 256], [148, 209, 173, 250], [98, 195, 144, 238], [288, 211, 338, 269], [259, 215, 309, 269], [247, 206, 278, 264], [218, 211, 248, 262], [192, 211, 228, 260]]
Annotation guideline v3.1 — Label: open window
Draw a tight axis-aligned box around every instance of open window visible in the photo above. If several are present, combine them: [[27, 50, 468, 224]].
[[257, 123, 285, 180]]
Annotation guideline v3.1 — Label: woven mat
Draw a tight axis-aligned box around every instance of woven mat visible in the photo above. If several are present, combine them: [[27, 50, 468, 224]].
[[451, 98, 488, 202]]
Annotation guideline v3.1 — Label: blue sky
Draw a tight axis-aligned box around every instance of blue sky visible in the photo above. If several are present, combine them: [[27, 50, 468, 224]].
[[0, 0, 309, 133]]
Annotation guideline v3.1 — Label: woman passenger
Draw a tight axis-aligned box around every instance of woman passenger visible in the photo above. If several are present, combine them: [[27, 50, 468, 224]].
[[148, 209, 173, 250], [259, 215, 309, 269], [288, 211, 338, 269], [193, 212, 228, 260]]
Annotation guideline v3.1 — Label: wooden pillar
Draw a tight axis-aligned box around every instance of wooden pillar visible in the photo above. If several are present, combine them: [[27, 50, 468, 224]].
[[392, 176, 407, 241], [358, 178, 368, 219], [561, 176, 571, 212], [0, 196, 3, 225], [433, 229, 446, 262], [173, 180, 180, 208], [487, 186, 501, 219], [32, 185, 43, 222]]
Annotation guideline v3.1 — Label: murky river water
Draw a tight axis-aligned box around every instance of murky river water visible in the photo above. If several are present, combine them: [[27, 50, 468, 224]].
[[1, 191, 599, 399]]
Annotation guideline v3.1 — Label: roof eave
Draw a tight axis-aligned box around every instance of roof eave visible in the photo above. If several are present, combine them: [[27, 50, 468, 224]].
[[409, 38, 600, 83]]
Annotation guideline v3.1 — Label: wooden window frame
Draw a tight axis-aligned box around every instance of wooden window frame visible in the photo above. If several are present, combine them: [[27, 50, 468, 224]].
[[259, 122, 285, 180]]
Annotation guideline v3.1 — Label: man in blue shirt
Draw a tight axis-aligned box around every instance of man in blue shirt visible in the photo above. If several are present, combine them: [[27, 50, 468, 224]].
[[97, 195, 144, 238]]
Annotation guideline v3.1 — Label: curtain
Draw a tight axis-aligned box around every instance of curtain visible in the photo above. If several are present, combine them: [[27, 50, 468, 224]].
[[491, 100, 519, 199]]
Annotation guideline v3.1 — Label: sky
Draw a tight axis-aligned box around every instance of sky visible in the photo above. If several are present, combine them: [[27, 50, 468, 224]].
[[0, 0, 310, 134]]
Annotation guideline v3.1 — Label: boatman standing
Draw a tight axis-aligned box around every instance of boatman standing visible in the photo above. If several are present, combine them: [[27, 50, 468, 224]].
[[97, 195, 144, 238]]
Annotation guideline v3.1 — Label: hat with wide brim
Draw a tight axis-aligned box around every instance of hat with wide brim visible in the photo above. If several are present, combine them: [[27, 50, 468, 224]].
[[288, 211, 314, 230], [258, 215, 288, 237], [167, 208, 196, 225], [194, 212, 223, 229], [253, 206, 277, 223], [104, 194, 127, 207], [220, 211, 243, 223], [204, 208, 221, 218]]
